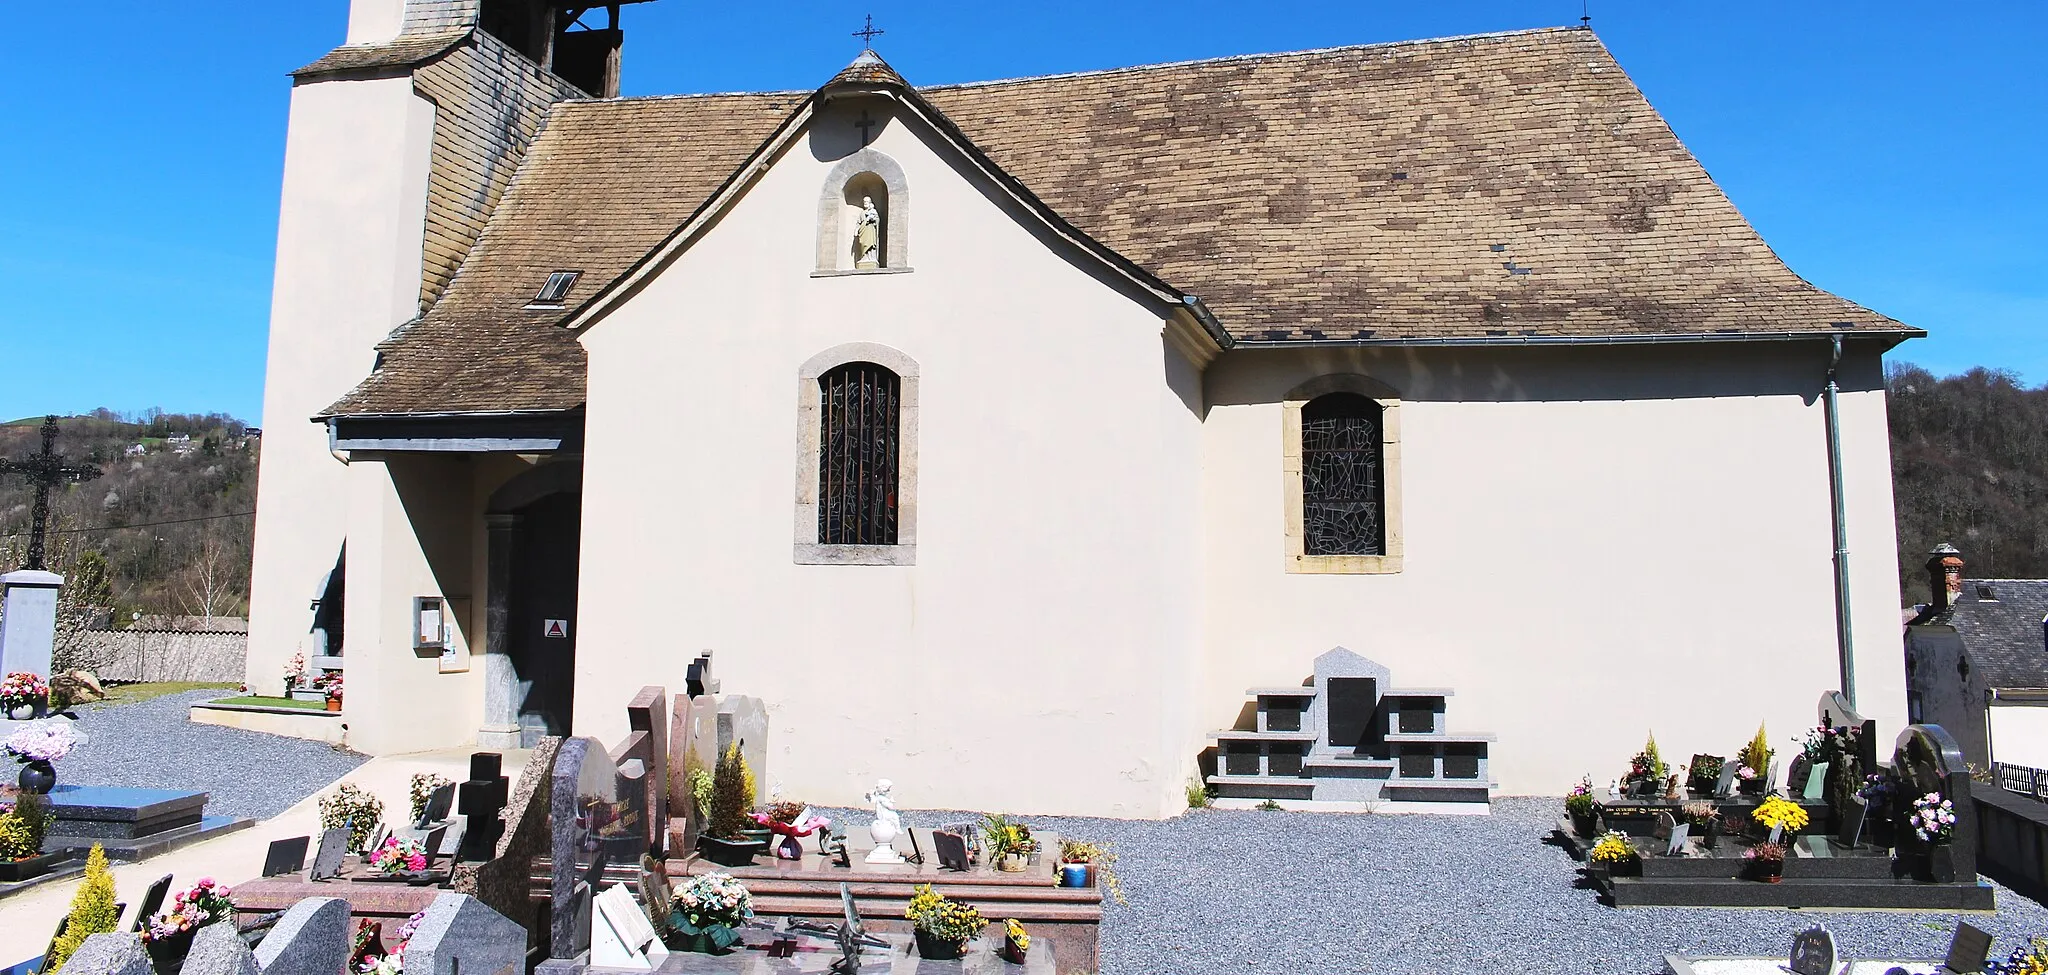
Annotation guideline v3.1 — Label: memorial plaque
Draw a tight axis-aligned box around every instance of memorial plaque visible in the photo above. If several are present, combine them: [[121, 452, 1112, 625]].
[[1764, 758, 1781, 794], [418, 784, 455, 827], [933, 830, 970, 872], [1804, 761, 1831, 801], [421, 824, 450, 863], [1325, 677, 1377, 750], [1714, 761, 1739, 798], [1768, 824, 1784, 846], [1665, 824, 1689, 856], [263, 837, 311, 878], [1788, 924, 1837, 975], [1836, 796, 1868, 849], [1945, 922, 1993, 974], [1651, 810, 1676, 841], [309, 828, 351, 881]]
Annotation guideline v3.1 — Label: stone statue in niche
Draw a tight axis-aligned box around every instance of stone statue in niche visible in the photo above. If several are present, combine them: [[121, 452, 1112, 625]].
[[854, 196, 881, 269]]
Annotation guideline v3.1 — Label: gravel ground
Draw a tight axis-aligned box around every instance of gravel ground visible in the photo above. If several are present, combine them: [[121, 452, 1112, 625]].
[[39, 688, 367, 821], [894, 798, 2048, 975]]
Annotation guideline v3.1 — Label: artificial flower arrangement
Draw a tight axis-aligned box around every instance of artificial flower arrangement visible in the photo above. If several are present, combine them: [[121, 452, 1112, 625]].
[[1857, 773, 1895, 806], [368, 836, 431, 876], [1686, 755, 1726, 792], [1588, 831, 1638, 866], [982, 813, 1038, 869], [355, 910, 425, 975], [408, 773, 452, 824], [1621, 734, 1669, 794], [6, 720, 85, 763], [0, 673, 49, 714], [284, 653, 307, 690], [1752, 796, 1810, 835], [143, 877, 235, 943], [1793, 724, 1834, 764], [1000, 918, 1030, 964], [750, 802, 830, 860], [1910, 792, 1957, 844], [906, 883, 985, 959], [318, 782, 386, 853], [669, 872, 754, 954], [1989, 936, 2048, 975], [319, 672, 344, 703], [1565, 776, 1597, 817]]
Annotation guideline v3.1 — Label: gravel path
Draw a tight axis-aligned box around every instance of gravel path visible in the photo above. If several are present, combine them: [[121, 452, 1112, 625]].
[[41, 688, 367, 821], [924, 798, 2048, 975]]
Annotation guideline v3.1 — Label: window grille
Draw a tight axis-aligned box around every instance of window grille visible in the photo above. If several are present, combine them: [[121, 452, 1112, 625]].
[[818, 362, 900, 545], [1301, 392, 1384, 556]]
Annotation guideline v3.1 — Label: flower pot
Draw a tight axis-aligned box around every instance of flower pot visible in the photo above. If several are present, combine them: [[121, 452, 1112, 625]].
[[17, 759, 55, 795], [696, 835, 766, 868], [914, 930, 968, 960], [1748, 859, 1784, 883], [325, 698, 342, 712], [3, 702, 46, 721], [1001, 938, 1029, 965], [773, 834, 804, 860], [146, 926, 198, 975], [0, 852, 62, 882], [1603, 856, 1641, 878], [998, 853, 1028, 873], [1058, 862, 1092, 888], [674, 924, 739, 955], [1924, 844, 1957, 884], [1568, 809, 1598, 839]]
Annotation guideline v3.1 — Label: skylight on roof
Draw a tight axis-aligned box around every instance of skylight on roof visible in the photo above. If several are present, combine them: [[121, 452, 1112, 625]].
[[531, 270, 581, 306]]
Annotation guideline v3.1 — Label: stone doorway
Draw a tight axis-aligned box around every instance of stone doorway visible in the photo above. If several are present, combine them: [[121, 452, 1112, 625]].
[[481, 462, 582, 749]]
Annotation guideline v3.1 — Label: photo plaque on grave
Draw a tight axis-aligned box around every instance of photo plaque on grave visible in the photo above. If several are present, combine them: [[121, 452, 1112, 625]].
[[263, 836, 311, 878], [933, 830, 970, 872], [1714, 761, 1738, 798], [1945, 922, 1993, 974], [1836, 796, 1868, 849], [309, 828, 351, 881], [1665, 824, 1690, 857], [1787, 924, 1838, 975]]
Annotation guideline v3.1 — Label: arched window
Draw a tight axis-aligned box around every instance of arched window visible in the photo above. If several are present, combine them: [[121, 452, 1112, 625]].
[[818, 362, 901, 545], [1283, 375, 1402, 573], [1299, 393, 1384, 556]]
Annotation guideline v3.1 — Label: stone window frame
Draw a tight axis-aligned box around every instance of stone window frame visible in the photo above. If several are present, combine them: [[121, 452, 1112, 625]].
[[1282, 374, 1403, 574], [795, 342, 919, 565], [813, 148, 911, 275]]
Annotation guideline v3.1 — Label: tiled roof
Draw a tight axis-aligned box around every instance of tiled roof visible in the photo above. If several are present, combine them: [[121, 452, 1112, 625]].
[[324, 28, 1914, 418], [1923, 580, 2048, 691], [292, 30, 472, 77]]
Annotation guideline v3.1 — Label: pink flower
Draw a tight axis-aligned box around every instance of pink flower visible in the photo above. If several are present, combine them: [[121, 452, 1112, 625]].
[[407, 854, 427, 871]]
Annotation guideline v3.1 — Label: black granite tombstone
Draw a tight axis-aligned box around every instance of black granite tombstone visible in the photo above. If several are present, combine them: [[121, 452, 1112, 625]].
[[456, 751, 510, 862], [310, 827, 351, 881], [1893, 724, 1980, 881], [1945, 922, 1993, 974], [262, 836, 310, 878], [933, 830, 970, 872], [421, 824, 450, 862], [1787, 925, 1837, 975], [686, 653, 715, 699], [129, 874, 172, 932]]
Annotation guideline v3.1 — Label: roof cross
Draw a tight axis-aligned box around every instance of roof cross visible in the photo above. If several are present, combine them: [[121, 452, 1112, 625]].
[[854, 109, 878, 146], [0, 416, 102, 571], [852, 14, 884, 49]]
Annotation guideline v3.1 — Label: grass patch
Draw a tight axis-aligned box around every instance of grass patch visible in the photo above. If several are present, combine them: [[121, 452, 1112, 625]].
[[90, 682, 239, 707], [208, 695, 329, 711]]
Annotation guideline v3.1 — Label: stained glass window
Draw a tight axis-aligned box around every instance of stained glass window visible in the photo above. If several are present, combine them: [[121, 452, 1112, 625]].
[[818, 362, 900, 545], [1301, 392, 1384, 556]]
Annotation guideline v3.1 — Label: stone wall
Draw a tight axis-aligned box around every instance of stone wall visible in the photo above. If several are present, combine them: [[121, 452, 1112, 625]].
[[1977, 787, 2048, 902], [91, 618, 248, 683]]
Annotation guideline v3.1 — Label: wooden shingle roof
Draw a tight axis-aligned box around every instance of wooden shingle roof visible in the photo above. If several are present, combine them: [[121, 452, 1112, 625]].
[[324, 27, 1914, 418]]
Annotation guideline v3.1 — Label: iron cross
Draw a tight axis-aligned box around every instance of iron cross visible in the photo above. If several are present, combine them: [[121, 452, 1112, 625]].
[[0, 416, 102, 571], [852, 14, 883, 48], [854, 109, 877, 146]]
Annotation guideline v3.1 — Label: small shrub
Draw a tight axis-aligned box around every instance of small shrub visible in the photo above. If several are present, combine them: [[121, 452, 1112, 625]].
[[1185, 779, 1212, 810], [688, 767, 714, 819], [1255, 799, 1282, 811], [48, 844, 118, 972], [318, 782, 385, 851], [709, 743, 753, 840]]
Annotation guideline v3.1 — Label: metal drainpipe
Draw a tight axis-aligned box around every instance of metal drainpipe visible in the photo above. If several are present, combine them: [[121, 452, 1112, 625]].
[[1825, 334, 1856, 707]]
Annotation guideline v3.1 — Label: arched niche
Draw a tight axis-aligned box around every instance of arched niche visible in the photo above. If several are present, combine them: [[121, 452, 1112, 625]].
[[815, 148, 910, 273]]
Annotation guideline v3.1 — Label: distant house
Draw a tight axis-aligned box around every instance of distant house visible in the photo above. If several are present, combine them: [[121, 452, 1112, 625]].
[[165, 434, 192, 444], [123, 443, 146, 457], [1905, 545, 2048, 769]]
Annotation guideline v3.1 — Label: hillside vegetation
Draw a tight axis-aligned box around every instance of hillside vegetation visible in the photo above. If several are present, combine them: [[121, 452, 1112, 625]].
[[0, 409, 256, 619], [1888, 363, 2048, 600]]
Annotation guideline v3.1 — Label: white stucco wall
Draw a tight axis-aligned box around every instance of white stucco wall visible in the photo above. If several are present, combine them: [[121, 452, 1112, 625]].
[[248, 76, 435, 696], [574, 101, 1204, 818], [346, 0, 408, 44], [1990, 706, 2048, 770], [1199, 343, 1905, 796]]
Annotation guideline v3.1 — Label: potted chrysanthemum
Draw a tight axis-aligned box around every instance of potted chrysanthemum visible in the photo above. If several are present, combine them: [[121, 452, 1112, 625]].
[[906, 883, 984, 960], [669, 872, 753, 954], [1589, 831, 1641, 878]]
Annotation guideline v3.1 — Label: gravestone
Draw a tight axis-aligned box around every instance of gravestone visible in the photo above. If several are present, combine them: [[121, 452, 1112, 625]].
[[403, 893, 528, 975], [129, 875, 172, 932], [1837, 796, 1869, 848], [1764, 758, 1781, 796], [263, 837, 311, 878], [591, 884, 668, 970], [309, 827, 351, 881], [1714, 761, 1738, 798], [1803, 761, 1831, 801], [1894, 723, 1980, 881], [933, 830, 970, 871], [421, 823, 449, 862], [1820, 690, 1881, 775], [685, 652, 718, 699], [1787, 756, 1813, 799], [1945, 921, 1993, 974], [54, 932, 151, 975], [1787, 924, 1838, 975], [603, 759, 650, 863], [716, 696, 770, 805], [1297, 648, 1396, 801], [456, 752, 510, 862], [550, 737, 621, 959], [626, 686, 668, 857], [180, 920, 259, 975], [0, 570, 63, 683], [666, 692, 703, 856], [253, 897, 351, 975], [416, 784, 456, 828]]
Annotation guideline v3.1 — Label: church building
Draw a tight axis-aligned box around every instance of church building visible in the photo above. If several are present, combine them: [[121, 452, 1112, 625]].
[[249, 0, 1918, 817]]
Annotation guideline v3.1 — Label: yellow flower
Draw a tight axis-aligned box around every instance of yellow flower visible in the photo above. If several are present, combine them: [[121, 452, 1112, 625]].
[[1753, 797, 1810, 833]]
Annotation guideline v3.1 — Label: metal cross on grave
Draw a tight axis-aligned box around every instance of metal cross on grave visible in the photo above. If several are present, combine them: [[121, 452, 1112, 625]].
[[0, 416, 102, 571]]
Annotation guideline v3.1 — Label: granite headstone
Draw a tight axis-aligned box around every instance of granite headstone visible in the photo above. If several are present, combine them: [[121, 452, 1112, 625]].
[[252, 897, 352, 975], [417, 784, 456, 828], [180, 920, 259, 975], [55, 932, 152, 975], [1946, 921, 1993, 974], [403, 893, 528, 975]]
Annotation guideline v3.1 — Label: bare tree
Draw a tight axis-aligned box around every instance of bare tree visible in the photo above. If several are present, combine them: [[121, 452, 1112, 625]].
[[177, 522, 232, 619]]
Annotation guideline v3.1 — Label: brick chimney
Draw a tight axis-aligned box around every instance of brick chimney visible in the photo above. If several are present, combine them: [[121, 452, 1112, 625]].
[[1926, 543, 1965, 612]]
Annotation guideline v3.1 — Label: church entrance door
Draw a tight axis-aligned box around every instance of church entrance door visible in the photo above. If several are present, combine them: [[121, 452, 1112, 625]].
[[507, 491, 580, 743]]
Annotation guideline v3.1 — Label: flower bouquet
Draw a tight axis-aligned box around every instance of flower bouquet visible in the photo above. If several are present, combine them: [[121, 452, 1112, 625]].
[[0, 673, 49, 718], [367, 836, 431, 877], [982, 814, 1038, 872], [906, 883, 984, 959], [143, 877, 236, 969], [1000, 919, 1030, 964], [1589, 831, 1640, 877], [750, 805, 829, 860], [1910, 792, 1956, 844], [6, 720, 85, 795], [1564, 776, 1600, 837], [355, 910, 424, 975], [284, 653, 307, 691], [669, 872, 753, 954]]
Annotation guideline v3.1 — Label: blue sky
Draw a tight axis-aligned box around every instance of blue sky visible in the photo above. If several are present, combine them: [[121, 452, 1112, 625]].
[[0, 1, 2040, 423]]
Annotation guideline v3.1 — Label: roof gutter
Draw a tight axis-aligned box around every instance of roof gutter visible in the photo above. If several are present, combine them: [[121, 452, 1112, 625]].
[[1823, 334, 1856, 708], [1990, 688, 2048, 704], [1230, 328, 1923, 350]]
